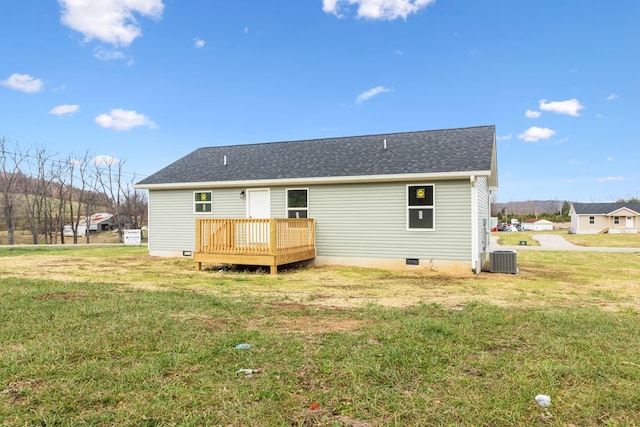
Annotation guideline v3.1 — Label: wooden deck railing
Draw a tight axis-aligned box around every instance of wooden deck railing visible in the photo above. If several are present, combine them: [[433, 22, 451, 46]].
[[194, 218, 315, 273]]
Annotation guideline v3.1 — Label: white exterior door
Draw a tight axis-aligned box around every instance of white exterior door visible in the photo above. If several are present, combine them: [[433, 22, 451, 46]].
[[626, 216, 634, 228], [246, 189, 270, 245], [247, 189, 270, 218]]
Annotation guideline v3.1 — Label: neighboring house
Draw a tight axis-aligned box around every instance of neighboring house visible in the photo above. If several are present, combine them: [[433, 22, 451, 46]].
[[520, 219, 554, 231], [63, 213, 115, 237], [135, 125, 498, 274], [570, 203, 640, 234]]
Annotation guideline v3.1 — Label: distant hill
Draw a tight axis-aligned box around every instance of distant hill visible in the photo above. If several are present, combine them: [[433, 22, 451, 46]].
[[492, 200, 571, 216]]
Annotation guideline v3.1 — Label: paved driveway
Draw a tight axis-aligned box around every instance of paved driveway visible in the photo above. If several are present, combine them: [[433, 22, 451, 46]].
[[491, 234, 640, 253]]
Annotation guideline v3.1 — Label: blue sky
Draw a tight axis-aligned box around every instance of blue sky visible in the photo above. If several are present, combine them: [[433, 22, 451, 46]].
[[1, 0, 638, 203]]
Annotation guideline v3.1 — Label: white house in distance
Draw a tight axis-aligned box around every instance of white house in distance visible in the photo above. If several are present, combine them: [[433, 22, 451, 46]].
[[520, 219, 554, 231], [570, 202, 640, 234], [135, 125, 498, 274]]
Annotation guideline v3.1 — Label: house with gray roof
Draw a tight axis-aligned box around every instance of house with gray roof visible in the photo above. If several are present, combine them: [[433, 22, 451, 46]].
[[135, 125, 498, 274], [570, 202, 640, 234]]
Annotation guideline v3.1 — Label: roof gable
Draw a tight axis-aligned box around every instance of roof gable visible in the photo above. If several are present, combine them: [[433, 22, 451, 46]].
[[136, 125, 496, 188]]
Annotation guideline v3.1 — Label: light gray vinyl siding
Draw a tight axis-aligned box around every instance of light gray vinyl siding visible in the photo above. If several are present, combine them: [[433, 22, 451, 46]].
[[148, 188, 248, 252], [477, 176, 490, 252], [147, 190, 196, 252], [307, 180, 472, 261], [475, 176, 490, 269], [148, 180, 473, 261], [269, 188, 286, 217]]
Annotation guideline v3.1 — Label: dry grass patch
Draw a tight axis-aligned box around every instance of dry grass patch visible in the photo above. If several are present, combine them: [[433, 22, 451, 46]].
[[1, 246, 639, 311]]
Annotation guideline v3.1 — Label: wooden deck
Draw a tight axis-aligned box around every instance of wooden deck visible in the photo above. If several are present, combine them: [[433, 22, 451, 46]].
[[194, 218, 315, 274]]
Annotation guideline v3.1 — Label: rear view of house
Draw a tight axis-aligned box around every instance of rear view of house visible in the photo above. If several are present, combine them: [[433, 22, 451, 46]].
[[135, 125, 498, 274], [570, 202, 640, 234]]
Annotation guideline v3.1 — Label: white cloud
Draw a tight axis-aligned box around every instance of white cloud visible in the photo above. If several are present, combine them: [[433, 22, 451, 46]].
[[355, 86, 391, 103], [606, 93, 619, 100], [194, 38, 205, 48], [59, 0, 164, 47], [95, 109, 157, 131], [244, 26, 249, 34], [93, 47, 131, 63], [49, 104, 80, 116], [597, 176, 624, 182], [539, 98, 585, 117], [323, 0, 436, 20], [525, 109, 541, 119], [92, 155, 119, 166], [322, 0, 341, 16], [517, 126, 556, 142], [607, 156, 614, 161], [496, 134, 512, 141], [1, 73, 44, 93]]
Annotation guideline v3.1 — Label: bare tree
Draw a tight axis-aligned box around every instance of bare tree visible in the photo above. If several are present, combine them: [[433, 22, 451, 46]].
[[93, 156, 126, 242], [67, 152, 94, 244], [0, 137, 27, 245], [123, 185, 148, 230], [44, 158, 71, 244], [22, 145, 55, 244]]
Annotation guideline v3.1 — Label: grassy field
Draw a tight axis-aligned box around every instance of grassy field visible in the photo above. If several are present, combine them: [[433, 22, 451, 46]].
[[494, 229, 640, 248], [0, 230, 146, 245], [1, 245, 640, 426]]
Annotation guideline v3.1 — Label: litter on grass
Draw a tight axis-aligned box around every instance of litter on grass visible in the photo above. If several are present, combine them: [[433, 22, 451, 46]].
[[235, 343, 252, 350], [236, 369, 261, 375], [535, 394, 551, 408]]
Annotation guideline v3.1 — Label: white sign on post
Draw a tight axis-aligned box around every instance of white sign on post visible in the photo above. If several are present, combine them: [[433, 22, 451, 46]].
[[124, 229, 142, 246]]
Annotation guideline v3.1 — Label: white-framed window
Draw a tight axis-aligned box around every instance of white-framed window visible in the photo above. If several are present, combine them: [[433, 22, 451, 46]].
[[194, 191, 212, 214], [407, 184, 434, 230], [286, 188, 308, 218], [589, 216, 595, 224], [613, 216, 620, 225]]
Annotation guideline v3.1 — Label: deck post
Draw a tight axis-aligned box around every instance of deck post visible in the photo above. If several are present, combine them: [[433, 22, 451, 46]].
[[269, 219, 277, 255]]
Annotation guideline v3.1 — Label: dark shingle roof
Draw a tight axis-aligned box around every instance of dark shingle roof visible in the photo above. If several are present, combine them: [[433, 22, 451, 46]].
[[136, 125, 496, 187], [572, 202, 640, 215]]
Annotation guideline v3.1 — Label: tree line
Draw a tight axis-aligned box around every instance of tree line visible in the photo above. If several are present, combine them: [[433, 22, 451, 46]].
[[0, 136, 147, 245]]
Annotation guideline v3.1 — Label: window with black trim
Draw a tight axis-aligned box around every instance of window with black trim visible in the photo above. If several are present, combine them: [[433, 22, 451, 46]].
[[407, 185, 434, 230], [287, 189, 308, 218], [194, 191, 212, 213], [614, 216, 620, 225]]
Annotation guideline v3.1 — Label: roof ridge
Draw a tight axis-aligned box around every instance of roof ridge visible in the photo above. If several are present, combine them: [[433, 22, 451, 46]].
[[196, 125, 496, 150]]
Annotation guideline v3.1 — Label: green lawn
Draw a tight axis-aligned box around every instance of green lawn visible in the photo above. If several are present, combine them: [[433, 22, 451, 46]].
[[1, 246, 640, 426], [494, 229, 640, 248]]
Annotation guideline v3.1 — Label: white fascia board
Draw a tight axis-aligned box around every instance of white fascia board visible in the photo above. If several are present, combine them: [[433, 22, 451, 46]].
[[135, 170, 492, 190]]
